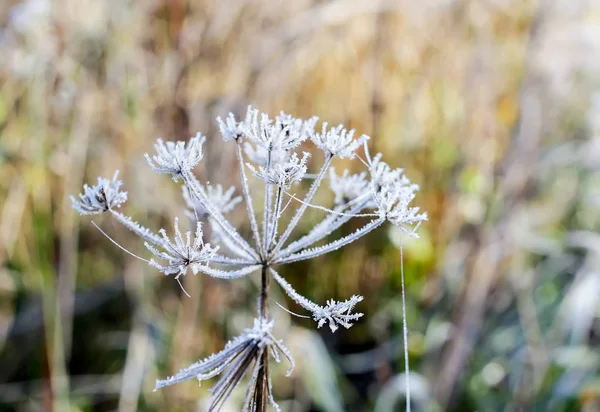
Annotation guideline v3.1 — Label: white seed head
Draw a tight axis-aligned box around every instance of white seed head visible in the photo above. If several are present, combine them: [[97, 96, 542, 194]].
[[145, 217, 219, 279], [247, 151, 310, 189], [217, 112, 244, 142], [314, 295, 364, 332], [368, 156, 428, 236], [183, 183, 242, 218], [312, 123, 370, 159], [145, 133, 205, 181], [242, 107, 316, 152], [244, 141, 289, 166], [329, 168, 371, 205], [70, 171, 127, 215]]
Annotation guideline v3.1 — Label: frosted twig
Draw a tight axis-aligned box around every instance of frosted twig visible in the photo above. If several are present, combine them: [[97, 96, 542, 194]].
[[236, 143, 263, 255], [182, 169, 259, 260], [400, 240, 411, 412], [271, 154, 333, 257], [110, 210, 164, 246], [274, 217, 385, 264]]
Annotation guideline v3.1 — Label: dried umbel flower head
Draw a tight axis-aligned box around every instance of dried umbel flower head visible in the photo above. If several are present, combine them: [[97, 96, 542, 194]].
[[70, 171, 127, 215], [72, 106, 426, 410]]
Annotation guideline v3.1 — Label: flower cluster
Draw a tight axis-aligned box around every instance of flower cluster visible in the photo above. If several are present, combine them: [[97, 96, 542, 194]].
[[145, 133, 205, 181], [145, 218, 219, 279], [247, 152, 311, 189], [72, 105, 426, 410], [70, 171, 128, 215]]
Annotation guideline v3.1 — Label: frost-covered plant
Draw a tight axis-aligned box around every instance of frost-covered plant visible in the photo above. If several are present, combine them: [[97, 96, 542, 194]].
[[72, 106, 427, 411]]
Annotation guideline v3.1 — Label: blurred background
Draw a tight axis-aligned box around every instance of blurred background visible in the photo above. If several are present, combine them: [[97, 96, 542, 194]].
[[1, 0, 600, 410]]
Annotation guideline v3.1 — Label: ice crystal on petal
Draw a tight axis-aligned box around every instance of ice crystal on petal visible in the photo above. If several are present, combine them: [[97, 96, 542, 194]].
[[270, 269, 364, 333], [275, 111, 318, 143], [183, 183, 242, 219], [71, 171, 127, 215], [370, 163, 428, 236], [368, 153, 404, 190], [242, 107, 315, 152], [314, 295, 364, 332], [145, 133, 205, 181], [329, 168, 372, 205], [244, 141, 288, 166], [312, 123, 370, 159], [217, 112, 244, 142], [145, 217, 218, 279], [247, 152, 310, 189]]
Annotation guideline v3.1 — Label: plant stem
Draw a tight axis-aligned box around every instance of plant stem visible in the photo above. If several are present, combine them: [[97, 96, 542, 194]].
[[259, 265, 270, 319], [257, 266, 270, 412]]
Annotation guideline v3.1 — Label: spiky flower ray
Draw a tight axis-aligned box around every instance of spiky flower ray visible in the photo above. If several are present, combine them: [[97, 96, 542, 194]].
[[154, 319, 292, 412], [72, 105, 426, 410]]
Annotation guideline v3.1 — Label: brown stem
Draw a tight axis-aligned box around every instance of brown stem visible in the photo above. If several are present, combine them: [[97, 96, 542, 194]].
[[259, 265, 270, 319], [255, 350, 269, 412]]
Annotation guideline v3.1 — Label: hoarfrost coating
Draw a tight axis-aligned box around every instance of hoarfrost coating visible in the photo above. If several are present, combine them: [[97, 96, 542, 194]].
[[72, 106, 427, 411]]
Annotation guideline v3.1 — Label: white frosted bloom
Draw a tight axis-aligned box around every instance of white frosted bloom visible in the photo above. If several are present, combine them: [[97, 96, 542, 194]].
[[217, 112, 244, 142], [275, 111, 318, 143], [270, 269, 364, 332], [329, 168, 371, 205], [145, 218, 219, 279], [183, 183, 241, 218], [70, 171, 127, 215], [368, 153, 404, 190], [244, 141, 289, 166], [145, 133, 205, 181], [374, 178, 428, 237], [312, 123, 370, 159], [247, 152, 310, 189], [314, 296, 365, 332], [242, 107, 316, 152]]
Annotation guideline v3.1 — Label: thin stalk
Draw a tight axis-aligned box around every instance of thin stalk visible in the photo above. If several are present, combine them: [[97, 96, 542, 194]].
[[267, 187, 283, 253], [274, 217, 385, 265], [278, 195, 371, 258], [400, 242, 411, 412], [262, 147, 274, 255], [236, 143, 262, 255], [271, 154, 332, 257], [110, 210, 164, 246], [182, 169, 259, 260]]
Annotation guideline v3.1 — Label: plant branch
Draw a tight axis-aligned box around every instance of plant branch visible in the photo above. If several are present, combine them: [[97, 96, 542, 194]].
[[236, 143, 263, 255], [271, 154, 333, 257]]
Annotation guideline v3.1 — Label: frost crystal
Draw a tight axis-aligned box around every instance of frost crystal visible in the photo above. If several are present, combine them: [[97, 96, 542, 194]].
[[183, 183, 242, 219], [312, 123, 369, 158], [145, 133, 205, 181], [217, 112, 244, 142], [70, 171, 128, 215], [329, 168, 371, 205], [243, 108, 316, 152], [145, 218, 219, 278], [73, 105, 426, 410], [314, 296, 365, 332], [244, 141, 288, 166], [247, 152, 310, 189], [368, 155, 428, 236]]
